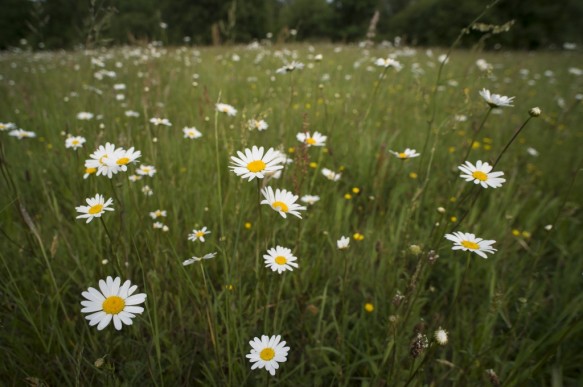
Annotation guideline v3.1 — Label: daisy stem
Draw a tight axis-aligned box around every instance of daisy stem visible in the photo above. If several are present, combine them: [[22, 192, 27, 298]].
[[461, 107, 492, 164], [451, 253, 472, 316], [492, 116, 532, 168], [214, 95, 227, 277]]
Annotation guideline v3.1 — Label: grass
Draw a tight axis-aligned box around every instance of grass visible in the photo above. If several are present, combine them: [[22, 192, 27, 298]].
[[0, 43, 582, 386]]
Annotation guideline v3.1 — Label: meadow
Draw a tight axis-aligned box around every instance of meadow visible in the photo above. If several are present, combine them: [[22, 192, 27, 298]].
[[0, 43, 582, 386]]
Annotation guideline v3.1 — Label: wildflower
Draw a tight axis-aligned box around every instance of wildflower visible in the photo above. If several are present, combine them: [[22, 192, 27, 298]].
[[230, 146, 284, 181], [434, 328, 448, 345], [8, 129, 36, 139], [246, 335, 290, 376], [244, 222, 252, 229], [216, 103, 237, 116], [409, 245, 422, 255], [410, 333, 429, 358], [374, 57, 402, 70], [85, 143, 118, 178], [125, 110, 140, 117], [260, 186, 306, 219], [321, 168, 341, 181], [182, 252, 217, 266], [75, 194, 114, 223], [182, 126, 202, 139], [476, 59, 492, 72], [83, 167, 97, 179], [188, 227, 211, 242], [301, 195, 320, 205], [479, 88, 515, 108], [458, 160, 506, 189], [337, 236, 350, 249], [344, 193, 352, 200], [77, 112, 94, 120], [142, 185, 153, 196], [0, 122, 17, 131], [353, 233, 364, 241], [136, 164, 157, 177], [526, 147, 539, 157], [149, 210, 167, 219], [364, 303, 374, 312], [389, 148, 420, 159], [149, 117, 172, 126], [128, 174, 141, 182], [276, 61, 304, 74], [106, 147, 141, 172], [444, 231, 497, 259], [263, 246, 299, 273], [80, 276, 146, 330], [529, 107, 541, 117], [247, 119, 268, 131], [65, 135, 86, 150], [297, 131, 327, 147]]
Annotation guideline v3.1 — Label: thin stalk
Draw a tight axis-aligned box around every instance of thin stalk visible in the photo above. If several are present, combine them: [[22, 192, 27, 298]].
[[492, 116, 532, 168], [461, 107, 492, 164]]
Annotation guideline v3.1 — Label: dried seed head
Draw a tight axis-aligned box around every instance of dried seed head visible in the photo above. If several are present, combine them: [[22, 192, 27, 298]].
[[410, 333, 429, 358]]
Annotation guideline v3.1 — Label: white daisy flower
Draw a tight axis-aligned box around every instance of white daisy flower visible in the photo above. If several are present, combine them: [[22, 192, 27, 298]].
[[230, 146, 284, 181], [80, 276, 146, 331], [260, 186, 306, 219], [125, 110, 140, 117], [337, 236, 350, 250], [85, 143, 120, 178], [183, 127, 202, 139], [246, 335, 290, 376], [0, 122, 17, 131], [8, 129, 36, 139], [188, 226, 210, 242], [389, 148, 420, 159], [263, 246, 299, 274], [301, 195, 320, 205], [142, 185, 153, 196], [75, 194, 114, 223], [149, 117, 172, 126], [321, 168, 341, 181], [65, 135, 86, 150], [136, 164, 157, 177], [444, 231, 497, 259], [77, 112, 94, 120], [247, 119, 269, 131], [105, 147, 141, 172], [149, 209, 167, 219], [479, 88, 515, 108], [296, 131, 326, 147], [458, 160, 506, 189], [276, 61, 305, 74], [374, 57, 402, 70], [183, 252, 217, 266], [216, 103, 237, 116]]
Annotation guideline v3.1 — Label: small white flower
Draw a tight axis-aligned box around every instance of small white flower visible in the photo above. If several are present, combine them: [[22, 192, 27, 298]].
[[75, 194, 114, 223], [65, 135, 86, 150], [296, 131, 327, 147], [337, 236, 350, 250], [389, 148, 420, 159], [188, 227, 210, 242], [321, 168, 341, 181], [149, 117, 172, 126], [8, 129, 36, 139], [183, 127, 202, 139], [77, 112, 94, 120], [263, 246, 299, 274], [374, 57, 402, 70], [216, 103, 237, 116], [479, 88, 515, 108], [434, 328, 448, 345], [136, 164, 157, 177], [260, 186, 306, 219], [230, 146, 284, 181], [182, 252, 217, 266], [149, 209, 167, 219], [276, 61, 304, 74], [444, 231, 497, 259], [458, 160, 506, 189], [247, 119, 269, 131], [0, 122, 17, 131], [246, 335, 290, 376], [301, 195, 320, 205]]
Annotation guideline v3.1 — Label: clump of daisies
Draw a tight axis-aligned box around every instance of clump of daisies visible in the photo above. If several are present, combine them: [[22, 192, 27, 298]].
[[85, 142, 141, 179], [80, 276, 146, 330], [246, 335, 290, 376], [458, 161, 506, 189], [444, 231, 497, 259]]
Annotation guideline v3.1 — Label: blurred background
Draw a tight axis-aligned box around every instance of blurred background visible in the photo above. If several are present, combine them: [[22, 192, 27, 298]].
[[1, 0, 582, 50]]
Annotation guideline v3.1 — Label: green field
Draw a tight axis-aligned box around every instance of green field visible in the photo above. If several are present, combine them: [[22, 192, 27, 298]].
[[1, 44, 582, 385]]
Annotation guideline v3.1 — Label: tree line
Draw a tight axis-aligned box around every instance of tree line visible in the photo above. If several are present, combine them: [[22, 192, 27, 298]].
[[1, 0, 581, 50]]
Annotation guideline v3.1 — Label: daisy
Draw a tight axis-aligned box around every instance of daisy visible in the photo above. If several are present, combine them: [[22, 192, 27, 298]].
[[216, 103, 237, 116], [77, 112, 94, 120], [149, 209, 167, 219], [230, 146, 284, 181], [83, 167, 97, 179], [301, 195, 320, 205], [337, 236, 350, 250], [183, 252, 217, 266], [183, 127, 202, 139], [389, 148, 420, 159], [75, 194, 114, 223], [188, 226, 211, 242], [263, 246, 299, 273], [136, 164, 157, 177], [276, 61, 305, 74], [479, 88, 515, 108], [296, 131, 326, 147], [149, 117, 172, 126], [321, 168, 341, 181], [374, 57, 402, 70], [125, 110, 140, 117], [106, 147, 141, 172], [0, 122, 17, 131], [85, 143, 119, 178], [65, 135, 86, 150], [458, 160, 506, 189], [260, 186, 306, 219], [8, 129, 36, 139], [444, 231, 497, 259], [246, 335, 290, 376], [247, 119, 268, 131], [80, 276, 146, 330]]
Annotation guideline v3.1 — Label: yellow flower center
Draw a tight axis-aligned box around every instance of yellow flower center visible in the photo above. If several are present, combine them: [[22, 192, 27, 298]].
[[102, 296, 125, 314], [72, 139, 79, 145], [398, 152, 407, 158], [306, 137, 316, 145], [88, 204, 104, 214], [142, 167, 150, 173], [196, 231, 204, 237], [116, 157, 130, 165], [472, 171, 488, 181], [461, 240, 480, 250], [85, 167, 97, 174], [247, 160, 266, 173], [272, 201, 289, 213], [259, 347, 275, 361], [275, 256, 287, 265]]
